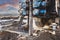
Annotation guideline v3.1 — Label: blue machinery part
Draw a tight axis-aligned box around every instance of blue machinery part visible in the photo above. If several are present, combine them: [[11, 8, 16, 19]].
[[33, 9, 46, 15], [33, 1, 41, 8], [33, 9, 39, 15], [39, 9, 46, 14], [21, 3, 26, 9], [33, 1, 47, 8], [22, 9, 26, 16], [20, 0, 47, 16], [41, 1, 46, 6]]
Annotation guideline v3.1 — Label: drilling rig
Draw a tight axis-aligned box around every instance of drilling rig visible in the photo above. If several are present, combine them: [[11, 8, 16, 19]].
[[18, 0, 59, 35], [0, 0, 59, 40]]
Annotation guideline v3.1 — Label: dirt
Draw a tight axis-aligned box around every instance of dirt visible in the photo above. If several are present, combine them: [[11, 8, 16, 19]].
[[33, 30, 60, 40], [0, 31, 18, 40], [0, 30, 60, 40]]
